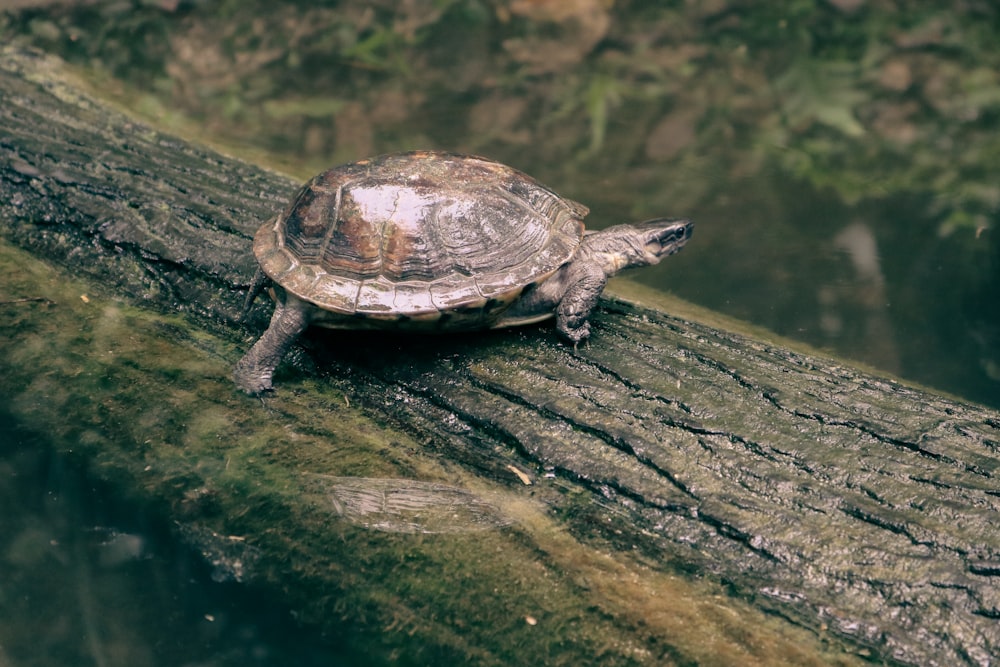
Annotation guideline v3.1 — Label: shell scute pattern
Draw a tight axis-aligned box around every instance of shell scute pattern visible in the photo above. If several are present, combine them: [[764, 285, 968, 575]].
[[428, 275, 485, 312], [280, 183, 334, 262], [255, 151, 586, 321], [320, 190, 382, 278]]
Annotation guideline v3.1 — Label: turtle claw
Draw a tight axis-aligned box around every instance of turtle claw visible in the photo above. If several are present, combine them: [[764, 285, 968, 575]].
[[233, 367, 274, 396], [561, 320, 591, 346], [571, 335, 593, 354]]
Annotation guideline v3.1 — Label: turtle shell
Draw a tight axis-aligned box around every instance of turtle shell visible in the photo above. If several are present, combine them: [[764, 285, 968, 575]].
[[253, 151, 587, 327]]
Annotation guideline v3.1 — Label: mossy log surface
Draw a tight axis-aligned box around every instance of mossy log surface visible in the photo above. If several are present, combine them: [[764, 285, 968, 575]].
[[2, 47, 1000, 666]]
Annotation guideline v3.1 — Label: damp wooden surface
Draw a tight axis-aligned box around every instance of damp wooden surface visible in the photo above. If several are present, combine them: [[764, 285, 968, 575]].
[[2, 46, 999, 666]]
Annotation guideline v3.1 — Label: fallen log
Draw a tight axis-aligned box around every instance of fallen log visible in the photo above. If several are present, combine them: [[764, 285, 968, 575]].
[[2, 46, 999, 666]]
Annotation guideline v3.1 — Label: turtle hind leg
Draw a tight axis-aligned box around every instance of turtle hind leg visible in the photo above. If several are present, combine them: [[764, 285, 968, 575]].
[[233, 294, 311, 394]]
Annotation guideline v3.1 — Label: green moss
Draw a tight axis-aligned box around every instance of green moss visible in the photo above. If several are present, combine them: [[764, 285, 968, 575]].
[[0, 238, 865, 664]]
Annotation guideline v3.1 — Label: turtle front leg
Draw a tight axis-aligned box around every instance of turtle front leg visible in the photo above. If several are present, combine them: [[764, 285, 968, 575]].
[[555, 265, 608, 344], [233, 293, 311, 394]]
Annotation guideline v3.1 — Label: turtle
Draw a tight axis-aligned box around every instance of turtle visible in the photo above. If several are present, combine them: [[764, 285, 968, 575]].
[[234, 151, 692, 394]]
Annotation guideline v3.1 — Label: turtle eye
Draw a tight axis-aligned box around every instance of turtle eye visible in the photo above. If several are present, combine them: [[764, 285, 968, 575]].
[[659, 225, 689, 247]]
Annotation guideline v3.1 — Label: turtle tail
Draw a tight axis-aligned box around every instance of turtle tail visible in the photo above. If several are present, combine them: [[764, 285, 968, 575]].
[[239, 267, 270, 322]]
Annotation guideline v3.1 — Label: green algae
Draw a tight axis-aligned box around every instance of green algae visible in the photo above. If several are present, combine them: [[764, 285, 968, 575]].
[[0, 238, 863, 666]]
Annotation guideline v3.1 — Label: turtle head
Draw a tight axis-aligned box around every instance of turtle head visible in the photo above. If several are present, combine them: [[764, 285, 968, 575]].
[[633, 217, 693, 265], [585, 218, 693, 274]]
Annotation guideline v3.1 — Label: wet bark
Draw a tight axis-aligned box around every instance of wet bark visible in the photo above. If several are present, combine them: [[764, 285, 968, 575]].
[[2, 46, 999, 666]]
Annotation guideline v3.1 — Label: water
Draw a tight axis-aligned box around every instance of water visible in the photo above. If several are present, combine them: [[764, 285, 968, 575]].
[[0, 416, 351, 667]]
